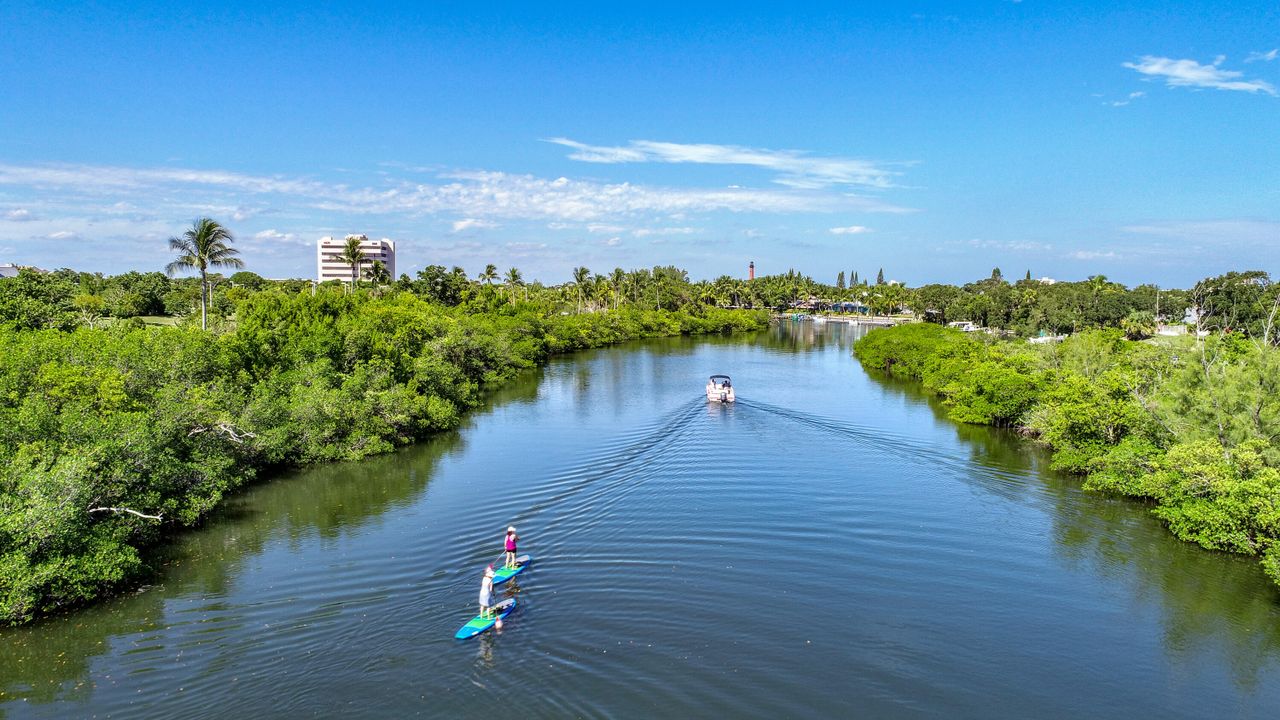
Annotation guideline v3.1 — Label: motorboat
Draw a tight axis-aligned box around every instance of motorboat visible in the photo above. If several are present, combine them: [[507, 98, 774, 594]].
[[706, 374, 736, 403]]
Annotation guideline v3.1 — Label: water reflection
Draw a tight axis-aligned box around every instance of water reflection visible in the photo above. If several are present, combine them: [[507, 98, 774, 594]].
[[860, 344, 1280, 691], [4, 320, 1280, 718], [0, 425, 467, 707]]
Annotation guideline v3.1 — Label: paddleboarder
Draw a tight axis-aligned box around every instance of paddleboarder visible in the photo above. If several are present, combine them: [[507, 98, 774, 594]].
[[478, 565, 495, 619], [504, 526, 519, 569]]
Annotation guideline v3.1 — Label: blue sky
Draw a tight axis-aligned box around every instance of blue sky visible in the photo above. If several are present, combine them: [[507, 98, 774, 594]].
[[1, 1, 1277, 286]]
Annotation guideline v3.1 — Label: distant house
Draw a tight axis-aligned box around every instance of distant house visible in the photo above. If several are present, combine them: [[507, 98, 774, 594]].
[[947, 321, 979, 332], [832, 301, 868, 313], [0, 263, 20, 279]]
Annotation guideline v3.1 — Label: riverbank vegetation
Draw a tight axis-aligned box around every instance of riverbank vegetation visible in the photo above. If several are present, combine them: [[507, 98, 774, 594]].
[[0, 254, 768, 624], [854, 307, 1280, 590]]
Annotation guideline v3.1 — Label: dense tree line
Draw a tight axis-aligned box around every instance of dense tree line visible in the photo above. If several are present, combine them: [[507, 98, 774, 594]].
[[854, 320, 1280, 590], [0, 258, 768, 623], [704, 267, 1278, 341]]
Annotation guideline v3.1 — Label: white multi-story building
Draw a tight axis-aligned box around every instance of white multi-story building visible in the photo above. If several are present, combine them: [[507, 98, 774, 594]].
[[316, 235, 395, 283], [0, 263, 19, 279]]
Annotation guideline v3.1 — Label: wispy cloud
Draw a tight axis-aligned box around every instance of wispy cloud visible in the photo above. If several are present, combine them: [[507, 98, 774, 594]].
[[252, 229, 307, 246], [1068, 250, 1118, 260], [1246, 49, 1278, 63], [545, 138, 907, 189], [4, 209, 36, 222], [1123, 219, 1280, 246], [1123, 55, 1277, 95], [44, 230, 81, 241], [451, 218, 499, 232], [632, 227, 697, 237], [0, 162, 909, 227], [829, 225, 871, 235], [1108, 91, 1146, 107], [937, 238, 1052, 256]]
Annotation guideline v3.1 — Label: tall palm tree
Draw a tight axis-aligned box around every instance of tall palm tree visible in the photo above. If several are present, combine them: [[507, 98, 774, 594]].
[[611, 267, 626, 310], [572, 266, 591, 313], [480, 263, 499, 286], [336, 236, 368, 290], [166, 217, 243, 330], [504, 267, 523, 303]]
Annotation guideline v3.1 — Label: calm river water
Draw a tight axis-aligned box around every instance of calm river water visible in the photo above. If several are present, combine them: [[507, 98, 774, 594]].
[[4, 322, 1280, 718]]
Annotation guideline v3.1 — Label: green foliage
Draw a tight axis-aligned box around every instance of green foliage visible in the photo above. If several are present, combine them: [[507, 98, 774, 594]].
[[1192, 271, 1277, 337], [1145, 440, 1280, 556], [0, 269, 78, 330], [0, 288, 767, 624], [856, 321, 1280, 592]]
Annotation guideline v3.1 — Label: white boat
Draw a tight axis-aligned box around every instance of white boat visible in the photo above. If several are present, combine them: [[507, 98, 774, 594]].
[[706, 374, 736, 403]]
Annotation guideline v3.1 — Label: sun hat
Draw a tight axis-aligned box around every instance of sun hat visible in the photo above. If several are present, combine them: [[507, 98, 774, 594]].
[[507, 526, 516, 533]]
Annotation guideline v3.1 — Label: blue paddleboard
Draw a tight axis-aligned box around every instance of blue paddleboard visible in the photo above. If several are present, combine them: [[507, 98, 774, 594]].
[[454, 598, 517, 640], [493, 555, 532, 585]]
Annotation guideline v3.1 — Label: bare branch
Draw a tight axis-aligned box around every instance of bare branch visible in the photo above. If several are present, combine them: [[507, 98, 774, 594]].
[[188, 423, 257, 443], [89, 507, 163, 521]]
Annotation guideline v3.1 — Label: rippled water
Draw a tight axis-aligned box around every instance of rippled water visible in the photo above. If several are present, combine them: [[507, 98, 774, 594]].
[[4, 322, 1280, 718]]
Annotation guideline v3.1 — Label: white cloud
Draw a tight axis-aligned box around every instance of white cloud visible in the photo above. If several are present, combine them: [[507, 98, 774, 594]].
[[958, 238, 1053, 252], [45, 230, 80, 240], [1122, 55, 1277, 95], [632, 227, 697, 237], [545, 138, 907, 189], [601, 236, 622, 247], [452, 218, 499, 232], [251, 229, 306, 246], [232, 206, 260, 222], [503, 241, 547, 252], [4, 209, 36, 221], [586, 223, 625, 234], [1246, 49, 1278, 63], [1068, 250, 1118, 260], [0, 162, 907, 226], [1108, 91, 1147, 107], [829, 225, 871, 235]]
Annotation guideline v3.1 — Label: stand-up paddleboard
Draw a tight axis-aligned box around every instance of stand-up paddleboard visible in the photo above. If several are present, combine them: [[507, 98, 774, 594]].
[[493, 555, 532, 585], [455, 598, 516, 640]]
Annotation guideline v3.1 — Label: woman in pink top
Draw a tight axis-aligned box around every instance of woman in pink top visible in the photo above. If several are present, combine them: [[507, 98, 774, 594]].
[[504, 526, 519, 569]]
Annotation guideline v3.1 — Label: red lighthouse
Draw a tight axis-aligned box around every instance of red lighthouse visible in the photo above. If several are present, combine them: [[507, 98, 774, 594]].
[[748, 261, 755, 280]]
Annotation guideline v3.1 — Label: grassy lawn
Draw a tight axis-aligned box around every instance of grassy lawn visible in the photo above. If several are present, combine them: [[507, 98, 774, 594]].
[[137, 315, 180, 326]]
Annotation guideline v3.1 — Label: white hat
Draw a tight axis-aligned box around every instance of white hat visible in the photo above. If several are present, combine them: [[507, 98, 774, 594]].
[[507, 526, 516, 533]]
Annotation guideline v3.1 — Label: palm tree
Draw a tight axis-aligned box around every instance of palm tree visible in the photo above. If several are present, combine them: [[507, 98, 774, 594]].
[[336, 236, 367, 290], [611, 268, 626, 310], [364, 259, 391, 285], [166, 217, 243, 330], [572, 266, 591, 313], [480, 263, 499, 286], [504, 267, 523, 303]]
